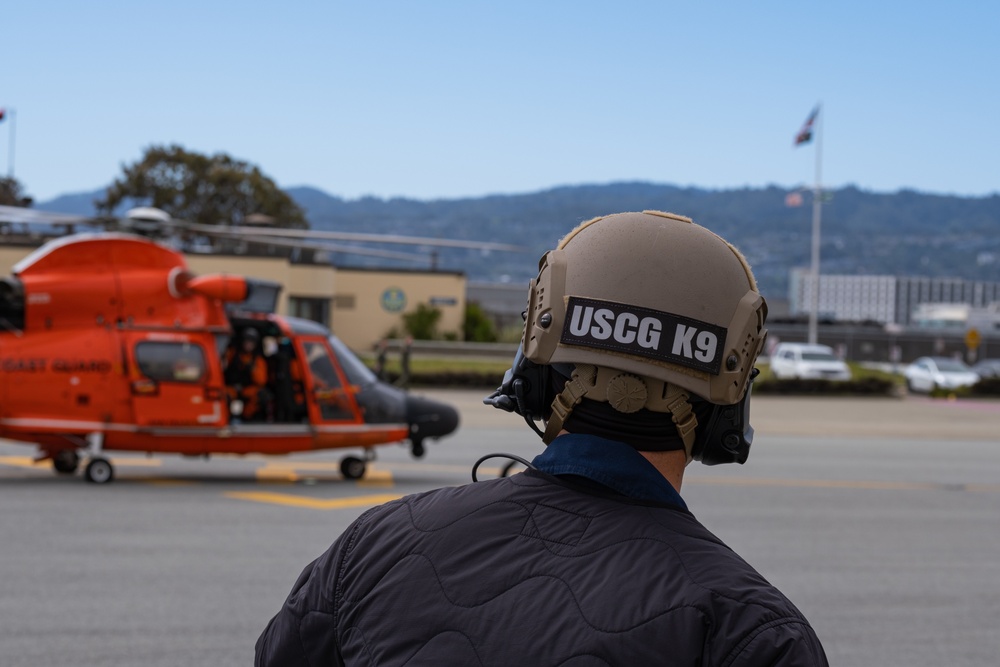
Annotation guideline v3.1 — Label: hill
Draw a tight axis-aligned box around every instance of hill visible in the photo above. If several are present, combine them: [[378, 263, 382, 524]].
[[35, 182, 1000, 300]]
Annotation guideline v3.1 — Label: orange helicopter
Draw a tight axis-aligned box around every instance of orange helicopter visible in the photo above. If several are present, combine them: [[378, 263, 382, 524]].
[[0, 207, 465, 483]]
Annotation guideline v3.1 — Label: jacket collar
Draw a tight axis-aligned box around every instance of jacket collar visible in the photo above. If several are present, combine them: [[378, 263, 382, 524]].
[[531, 433, 687, 510]]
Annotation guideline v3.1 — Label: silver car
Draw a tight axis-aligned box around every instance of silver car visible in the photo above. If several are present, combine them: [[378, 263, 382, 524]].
[[971, 359, 1000, 379], [903, 356, 980, 393]]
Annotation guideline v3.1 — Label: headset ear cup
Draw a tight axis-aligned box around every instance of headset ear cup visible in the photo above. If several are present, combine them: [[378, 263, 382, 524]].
[[691, 369, 758, 465]]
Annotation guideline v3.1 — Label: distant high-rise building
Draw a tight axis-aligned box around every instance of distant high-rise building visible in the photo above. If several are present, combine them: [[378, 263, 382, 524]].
[[789, 269, 1000, 325]]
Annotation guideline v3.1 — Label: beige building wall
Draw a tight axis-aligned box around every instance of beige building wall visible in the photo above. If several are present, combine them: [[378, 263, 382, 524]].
[[0, 246, 32, 274], [331, 268, 466, 351]]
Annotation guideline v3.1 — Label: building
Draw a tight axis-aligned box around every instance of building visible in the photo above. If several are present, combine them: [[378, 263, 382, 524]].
[[912, 302, 1000, 333], [466, 281, 527, 332], [329, 267, 465, 350], [789, 268, 1000, 325]]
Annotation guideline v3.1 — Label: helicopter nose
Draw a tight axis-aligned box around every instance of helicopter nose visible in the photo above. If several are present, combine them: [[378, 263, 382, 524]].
[[405, 394, 460, 442]]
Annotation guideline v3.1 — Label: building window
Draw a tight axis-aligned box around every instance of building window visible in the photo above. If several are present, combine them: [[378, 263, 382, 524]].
[[289, 296, 330, 326]]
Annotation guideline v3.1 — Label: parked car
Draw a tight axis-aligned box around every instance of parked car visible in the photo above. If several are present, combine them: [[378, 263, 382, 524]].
[[971, 358, 1000, 379], [903, 356, 980, 393], [768, 343, 852, 381]]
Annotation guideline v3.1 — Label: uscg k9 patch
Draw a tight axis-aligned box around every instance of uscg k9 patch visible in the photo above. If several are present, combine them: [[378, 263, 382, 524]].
[[559, 296, 726, 374]]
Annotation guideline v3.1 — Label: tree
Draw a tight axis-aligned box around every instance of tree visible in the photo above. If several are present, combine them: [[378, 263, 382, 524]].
[[96, 145, 307, 227], [0, 177, 32, 207], [402, 303, 443, 340], [463, 302, 497, 342]]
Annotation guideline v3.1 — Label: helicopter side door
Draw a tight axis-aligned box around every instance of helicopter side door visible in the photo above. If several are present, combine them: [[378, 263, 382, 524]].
[[125, 333, 226, 428], [298, 336, 361, 423]]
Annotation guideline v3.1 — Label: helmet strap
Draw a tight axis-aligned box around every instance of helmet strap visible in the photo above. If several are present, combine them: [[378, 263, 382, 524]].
[[662, 384, 698, 459], [542, 364, 597, 443], [543, 363, 698, 457]]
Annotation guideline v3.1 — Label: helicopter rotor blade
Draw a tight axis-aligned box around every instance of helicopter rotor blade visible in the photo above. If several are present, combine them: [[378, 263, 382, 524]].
[[1, 206, 527, 261], [181, 221, 526, 252], [233, 234, 433, 263], [0, 205, 99, 227]]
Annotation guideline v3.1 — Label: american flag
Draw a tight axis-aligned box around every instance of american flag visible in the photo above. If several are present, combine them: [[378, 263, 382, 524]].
[[794, 106, 819, 146]]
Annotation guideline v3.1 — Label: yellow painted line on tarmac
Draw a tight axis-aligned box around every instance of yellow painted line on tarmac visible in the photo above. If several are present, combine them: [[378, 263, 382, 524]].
[[255, 461, 345, 471], [224, 491, 403, 510], [0, 456, 54, 470], [382, 461, 498, 475], [687, 477, 1000, 493], [109, 458, 163, 467], [255, 466, 301, 483], [0, 456, 162, 470], [254, 464, 395, 485], [357, 469, 395, 488]]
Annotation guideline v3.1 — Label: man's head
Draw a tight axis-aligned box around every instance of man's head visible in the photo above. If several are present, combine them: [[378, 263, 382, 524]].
[[241, 327, 261, 353], [486, 211, 768, 465]]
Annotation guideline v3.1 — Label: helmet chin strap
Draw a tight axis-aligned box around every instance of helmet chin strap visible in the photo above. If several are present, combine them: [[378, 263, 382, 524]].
[[542, 364, 597, 443], [543, 364, 699, 458], [662, 384, 698, 460]]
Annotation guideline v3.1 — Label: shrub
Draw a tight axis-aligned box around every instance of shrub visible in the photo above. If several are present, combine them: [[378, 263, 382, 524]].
[[754, 377, 896, 396], [402, 304, 442, 340]]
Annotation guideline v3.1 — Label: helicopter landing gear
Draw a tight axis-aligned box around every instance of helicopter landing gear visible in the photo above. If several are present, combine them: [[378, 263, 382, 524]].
[[340, 448, 375, 481], [82, 432, 114, 484], [52, 449, 80, 475], [84, 458, 114, 484], [410, 438, 425, 459], [340, 456, 367, 480]]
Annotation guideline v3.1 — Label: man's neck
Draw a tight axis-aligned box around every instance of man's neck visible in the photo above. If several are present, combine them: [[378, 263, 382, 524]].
[[557, 429, 687, 493], [638, 450, 687, 493]]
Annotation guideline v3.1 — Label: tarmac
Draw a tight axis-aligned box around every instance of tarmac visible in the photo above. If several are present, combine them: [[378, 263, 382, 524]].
[[448, 388, 1000, 439], [1, 391, 998, 666]]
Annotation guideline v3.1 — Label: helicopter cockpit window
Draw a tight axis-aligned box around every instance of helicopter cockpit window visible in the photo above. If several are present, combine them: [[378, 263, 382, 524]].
[[303, 342, 342, 389], [136, 342, 206, 383], [328, 335, 377, 386], [302, 341, 353, 421]]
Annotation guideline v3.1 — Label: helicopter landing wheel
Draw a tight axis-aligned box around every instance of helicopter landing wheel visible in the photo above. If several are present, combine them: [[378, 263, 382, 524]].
[[410, 439, 425, 459], [84, 457, 115, 484], [340, 456, 367, 480], [53, 450, 80, 475]]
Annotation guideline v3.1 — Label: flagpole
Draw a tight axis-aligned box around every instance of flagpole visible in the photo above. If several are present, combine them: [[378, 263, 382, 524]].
[[807, 103, 823, 345]]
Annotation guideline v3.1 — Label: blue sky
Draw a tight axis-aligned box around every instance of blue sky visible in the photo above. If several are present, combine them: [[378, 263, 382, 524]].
[[2, 1, 997, 203]]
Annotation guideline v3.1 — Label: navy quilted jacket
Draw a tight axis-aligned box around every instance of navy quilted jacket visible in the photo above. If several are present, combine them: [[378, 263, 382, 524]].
[[256, 461, 827, 666]]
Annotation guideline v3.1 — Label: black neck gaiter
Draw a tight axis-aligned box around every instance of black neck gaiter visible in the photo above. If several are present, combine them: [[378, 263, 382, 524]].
[[562, 398, 688, 452]]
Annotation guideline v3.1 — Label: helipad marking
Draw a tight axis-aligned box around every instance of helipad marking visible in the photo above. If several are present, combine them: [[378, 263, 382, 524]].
[[225, 491, 403, 510], [254, 464, 395, 485]]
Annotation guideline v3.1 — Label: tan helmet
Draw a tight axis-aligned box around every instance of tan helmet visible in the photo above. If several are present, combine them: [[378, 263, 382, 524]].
[[520, 211, 768, 451]]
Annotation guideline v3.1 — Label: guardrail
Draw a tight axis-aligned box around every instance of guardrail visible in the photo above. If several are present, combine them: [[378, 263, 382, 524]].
[[365, 339, 519, 360]]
